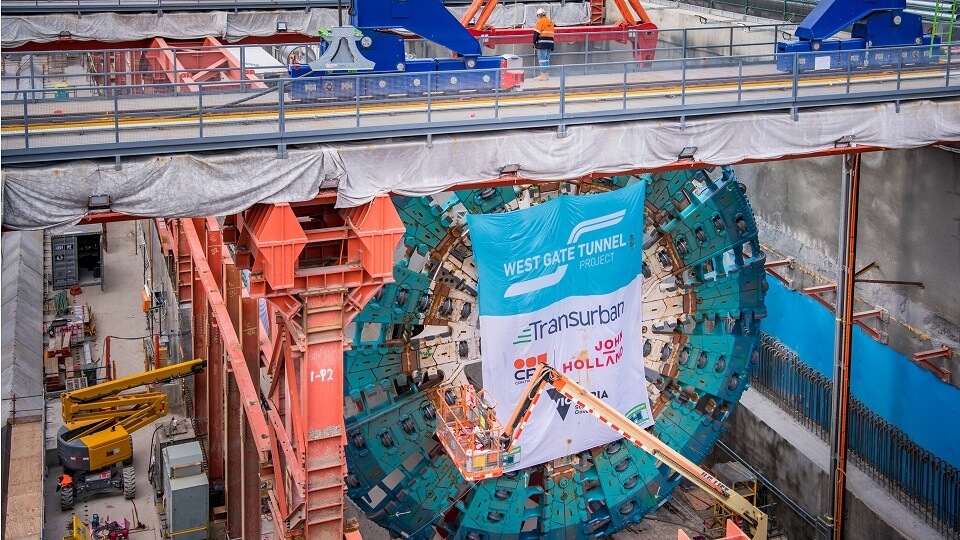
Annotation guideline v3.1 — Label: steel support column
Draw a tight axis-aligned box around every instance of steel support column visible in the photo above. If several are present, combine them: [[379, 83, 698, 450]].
[[828, 152, 861, 539], [178, 217, 273, 459], [302, 290, 348, 537], [191, 241, 210, 451], [224, 254, 245, 537], [232, 194, 404, 539], [241, 291, 264, 540], [204, 219, 226, 486]]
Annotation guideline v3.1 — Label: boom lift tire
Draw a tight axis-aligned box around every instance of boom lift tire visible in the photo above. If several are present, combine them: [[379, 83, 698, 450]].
[[122, 467, 136, 499], [60, 483, 76, 511]]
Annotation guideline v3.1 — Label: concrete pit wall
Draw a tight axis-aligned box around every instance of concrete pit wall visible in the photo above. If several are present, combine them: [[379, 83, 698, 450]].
[[715, 389, 945, 539], [606, 0, 792, 57], [738, 146, 960, 387]]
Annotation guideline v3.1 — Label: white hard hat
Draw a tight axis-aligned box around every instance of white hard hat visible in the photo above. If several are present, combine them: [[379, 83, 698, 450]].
[[536, 8, 546, 16]]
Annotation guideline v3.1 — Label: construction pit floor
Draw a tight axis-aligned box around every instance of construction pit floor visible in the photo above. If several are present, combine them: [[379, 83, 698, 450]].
[[39, 221, 273, 540], [38, 220, 768, 540]]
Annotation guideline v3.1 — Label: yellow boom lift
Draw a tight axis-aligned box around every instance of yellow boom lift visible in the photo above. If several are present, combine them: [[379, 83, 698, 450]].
[[436, 362, 769, 540], [56, 358, 205, 510]]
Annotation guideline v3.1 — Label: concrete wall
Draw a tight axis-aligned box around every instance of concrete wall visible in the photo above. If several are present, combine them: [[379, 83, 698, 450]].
[[714, 389, 943, 539], [738, 146, 960, 385], [607, 0, 791, 57]]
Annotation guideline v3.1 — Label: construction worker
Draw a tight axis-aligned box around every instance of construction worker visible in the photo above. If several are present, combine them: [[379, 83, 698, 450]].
[[56, 472, 73, 492], [533, 8, 555, 81]]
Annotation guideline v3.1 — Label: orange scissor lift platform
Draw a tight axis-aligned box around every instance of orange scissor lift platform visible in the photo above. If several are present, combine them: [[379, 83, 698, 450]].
[[434, 385, 505, 481]]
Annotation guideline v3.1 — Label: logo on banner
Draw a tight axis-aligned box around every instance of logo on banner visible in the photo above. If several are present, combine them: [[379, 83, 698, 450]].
[[561, 332, 624, 374], [546, 388, 572, 420], [515, 301, 626, 342], [513, 353, 547, 385], [502, 210, 631, 298], [545, 387, 612, 421]]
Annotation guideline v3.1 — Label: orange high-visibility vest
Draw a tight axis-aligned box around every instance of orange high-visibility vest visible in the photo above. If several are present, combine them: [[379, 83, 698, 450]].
[[535, 17, 555, 38]]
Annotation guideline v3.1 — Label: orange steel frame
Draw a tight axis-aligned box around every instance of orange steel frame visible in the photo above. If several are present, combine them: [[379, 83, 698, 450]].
[[68, 145, 889, 538], [158, 195, 403, 540]]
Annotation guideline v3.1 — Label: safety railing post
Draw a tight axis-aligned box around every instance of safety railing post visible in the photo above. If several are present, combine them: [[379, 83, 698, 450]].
[[278, 79, 285, 135], [585, 33, 590, 65], [173, 50, 179, 96], [426, 75, 432, 124], [737, 57, 743, 103], [681, 57, 686, 106], [946, 44, 952, 88], [494, 69, 500, 119], [114, 91, 120, 143], [682, 29, 688, 59], [240, 46, 247, 94], [198, 82, 204, 138], [22, 98, 30, 149], [730, 26, 735, 57], [23, 54, 37, 103], [791, 51, 799, 119], [356, 76, 362, 128], [846, 54, 852, 94], [622, 62, 628, 109], [558, 65, 566, 136]]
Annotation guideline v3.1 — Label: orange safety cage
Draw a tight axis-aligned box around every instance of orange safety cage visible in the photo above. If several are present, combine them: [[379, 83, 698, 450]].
[[434, 384, 505, 481]]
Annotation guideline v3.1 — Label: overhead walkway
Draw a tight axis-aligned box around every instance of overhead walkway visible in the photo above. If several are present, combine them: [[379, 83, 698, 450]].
[[3, 43, 958, 164], [1, 26, 958, 229]]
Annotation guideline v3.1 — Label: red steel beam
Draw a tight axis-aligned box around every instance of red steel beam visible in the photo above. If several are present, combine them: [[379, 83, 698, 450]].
[[191, 236, 210, 451], [204, 219, 226, 485], [240, 290, 265, 540], [5, 33, 323, 53], [223, 254, 245, 538], [180, 218, 272, 460]]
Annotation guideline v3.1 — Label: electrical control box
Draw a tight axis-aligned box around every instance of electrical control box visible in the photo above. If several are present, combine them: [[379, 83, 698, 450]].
[[50, 224, 104, 290], [161, 440, 209, 540]]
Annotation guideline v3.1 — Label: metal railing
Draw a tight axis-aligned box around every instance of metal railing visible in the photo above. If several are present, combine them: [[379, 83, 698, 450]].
[[0, 0, 489, 14], [2, 41, 957, 164], [676, 0, 959, 26], [751, 332, 960, 538]]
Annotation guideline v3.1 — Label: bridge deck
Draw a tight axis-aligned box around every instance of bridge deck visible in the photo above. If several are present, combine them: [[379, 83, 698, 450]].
[[3, 51, 958, 164]]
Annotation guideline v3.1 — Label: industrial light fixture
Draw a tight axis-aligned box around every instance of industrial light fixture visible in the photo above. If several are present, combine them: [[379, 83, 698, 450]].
[[835, 135, 856, 147], [678, 146, 698, 161], [87, 195, 111, 212], [499, 163, 521, 175], [277, 21, 288, 32]]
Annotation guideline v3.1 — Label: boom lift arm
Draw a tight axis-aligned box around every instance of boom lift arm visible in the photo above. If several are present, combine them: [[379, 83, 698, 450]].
[[59, 358, 206, 472], [448, 362, 769, 540]]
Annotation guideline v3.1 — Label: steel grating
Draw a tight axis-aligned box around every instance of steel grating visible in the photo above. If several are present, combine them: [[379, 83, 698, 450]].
[[339, 166, 766, 538]]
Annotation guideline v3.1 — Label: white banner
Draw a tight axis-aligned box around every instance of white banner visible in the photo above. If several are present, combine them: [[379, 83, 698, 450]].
[[467, 182, 652, 471]]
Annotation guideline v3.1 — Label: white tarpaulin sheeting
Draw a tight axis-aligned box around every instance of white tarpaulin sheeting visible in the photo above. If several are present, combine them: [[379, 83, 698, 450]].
[[468, 182, 652, 470], [1, 3, 590, 48], [1, 230, 45, 425], [2, 99, 958, 230]]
